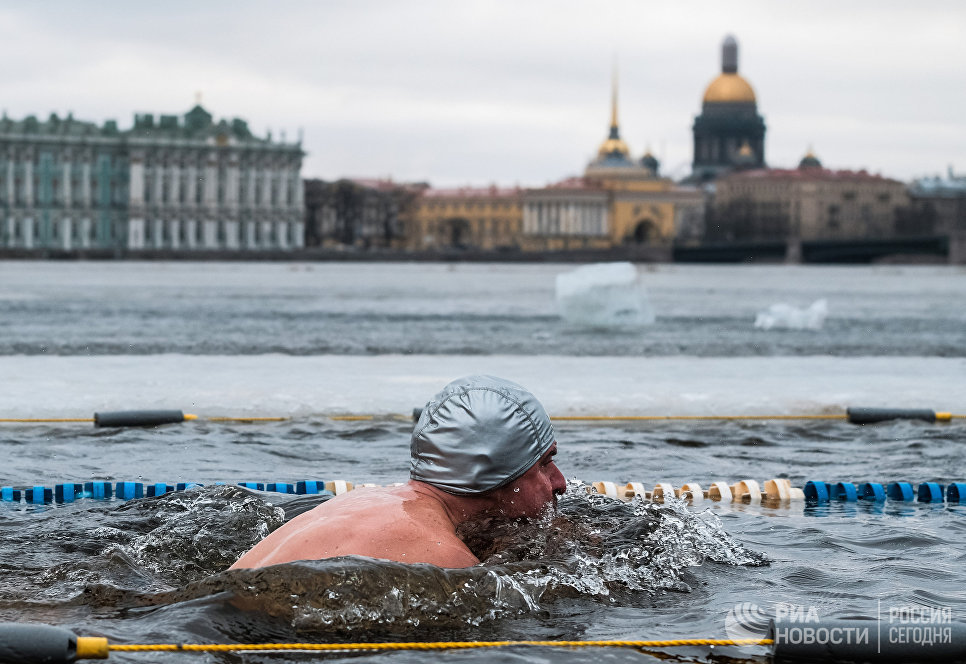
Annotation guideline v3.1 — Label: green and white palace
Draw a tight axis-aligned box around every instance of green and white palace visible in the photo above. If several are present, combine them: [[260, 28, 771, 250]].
[[0, 104, 304, 252]]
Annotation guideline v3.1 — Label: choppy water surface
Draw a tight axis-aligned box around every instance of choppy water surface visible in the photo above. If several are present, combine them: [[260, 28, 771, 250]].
[[1, 261, 965, 664], [3, 418, 966, 663], [0, 262, 964, 356]]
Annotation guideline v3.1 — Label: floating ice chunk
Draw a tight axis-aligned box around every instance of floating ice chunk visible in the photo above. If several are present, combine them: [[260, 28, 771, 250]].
[[555, 262, 655, 328], [754, 298, 828, 330]]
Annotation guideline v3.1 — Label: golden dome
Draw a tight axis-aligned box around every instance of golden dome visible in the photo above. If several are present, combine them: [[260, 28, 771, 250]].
[[703, 73, 756, 104], [598, 136, 630, 158]]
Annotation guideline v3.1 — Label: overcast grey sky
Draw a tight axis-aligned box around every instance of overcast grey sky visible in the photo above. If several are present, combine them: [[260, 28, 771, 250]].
[[1, 1, 963, 186]]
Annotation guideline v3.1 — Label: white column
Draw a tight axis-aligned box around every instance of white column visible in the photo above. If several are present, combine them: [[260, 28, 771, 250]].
[[23, 158, 33, 207], [169, 163, 181, 209], [153, 163, 163, 207], [183, 163, 197, 207], [128, 153, 144, 207], [203, 151, 217, 209], [259, 160, 272, 210], [168, 220, 180, 249], [127, 218, 144, 249], [80, 156, 91, 208], [5, 156, 14, 206], [245, 167, 257, 207], [226, 153, 240, 213], [78, 217, 90, 248], [184, 219, 196, 248], [23, 216, 34, 248], [61, 155, 72, 208], [292, 165, 303, 209], [61, 217, 72, 250], [225, 221, 240, 249], [203, 220, 217, 248]]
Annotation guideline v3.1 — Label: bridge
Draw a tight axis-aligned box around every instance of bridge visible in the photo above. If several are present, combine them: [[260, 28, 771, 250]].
[[673, 235, 954, 264]]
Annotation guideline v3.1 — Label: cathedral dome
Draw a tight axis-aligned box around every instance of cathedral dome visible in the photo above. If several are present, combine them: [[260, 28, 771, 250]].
[[798, 148, 822, 169], [703, 73, 756, 104], [598, 134, 630, 159], [702, 35, 757, 104], [641, 149, 659, 174]]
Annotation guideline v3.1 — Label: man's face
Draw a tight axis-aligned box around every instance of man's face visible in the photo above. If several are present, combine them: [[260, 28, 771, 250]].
[[495, 443, 566, 519]]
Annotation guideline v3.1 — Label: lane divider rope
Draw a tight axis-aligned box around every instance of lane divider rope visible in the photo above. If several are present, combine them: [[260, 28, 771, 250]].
[[3, 478, 965, 506], [0, 407, 961, 427]]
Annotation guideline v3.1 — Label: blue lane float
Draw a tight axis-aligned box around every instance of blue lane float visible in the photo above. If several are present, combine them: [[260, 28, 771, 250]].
[[115, 483, 144, 500], [887, 482, 915, 501], [146, 483, 173, 498], [296, 481, 334, 496], [830, 482, 858, 502], [83, 482, 113, 499], [858, 482, 886, 501], [948, 483, 966, 503], [3, 479, 965, 508], [54, 483, 84, 503], [918, 482, 944, 503], [1, 487, 22, 502], [804, 481, 831, 502], [25, 487, 52, 505]]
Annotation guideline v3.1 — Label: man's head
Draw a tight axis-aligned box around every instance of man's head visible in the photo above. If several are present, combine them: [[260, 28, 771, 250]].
[[410, 375, 561, 506]]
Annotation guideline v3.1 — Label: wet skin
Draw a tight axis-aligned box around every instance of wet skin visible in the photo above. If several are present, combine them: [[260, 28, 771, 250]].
[[230, 445, 566, 569]]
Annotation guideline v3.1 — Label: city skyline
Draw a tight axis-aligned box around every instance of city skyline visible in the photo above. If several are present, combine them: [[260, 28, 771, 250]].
[[1, 1, 963, 186]]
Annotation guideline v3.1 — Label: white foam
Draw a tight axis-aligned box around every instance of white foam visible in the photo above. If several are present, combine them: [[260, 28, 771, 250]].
[[0, 354, 962, 419], [555, 262, 655, 328], [755, 299, 828, 330]]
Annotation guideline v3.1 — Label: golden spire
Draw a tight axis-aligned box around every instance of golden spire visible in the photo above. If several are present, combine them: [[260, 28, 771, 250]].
[[610, 62, 619, 130], [596, 61, 630, 158]]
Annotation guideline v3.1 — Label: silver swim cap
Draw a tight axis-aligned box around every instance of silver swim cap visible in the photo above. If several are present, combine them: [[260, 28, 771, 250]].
[[410, 375, 555, 495]]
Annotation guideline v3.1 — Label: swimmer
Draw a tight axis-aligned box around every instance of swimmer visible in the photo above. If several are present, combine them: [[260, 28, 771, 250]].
[[231, 375, 566, 569]]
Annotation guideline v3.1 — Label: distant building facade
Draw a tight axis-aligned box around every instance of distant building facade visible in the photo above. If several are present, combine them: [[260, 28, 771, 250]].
[[522, 72, 704, 251], [520, 178, 611, 251], [0, 105, 303, 252], [710, 150, 908, 242], [690, 35, 766, 182], [402, 186, 523, 250], [905, 168, 966, 236], [304, 178, 426, 248]]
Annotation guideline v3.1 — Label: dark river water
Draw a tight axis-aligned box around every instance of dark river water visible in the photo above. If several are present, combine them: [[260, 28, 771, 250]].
[[1, 261, 965, 663]]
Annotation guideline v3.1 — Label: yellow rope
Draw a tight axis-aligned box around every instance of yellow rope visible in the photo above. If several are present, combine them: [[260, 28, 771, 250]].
[[206, 417, 289, 422], [2, 413, 962, 424], [107, 638, 773, 654], [551, 414, 847, 421]]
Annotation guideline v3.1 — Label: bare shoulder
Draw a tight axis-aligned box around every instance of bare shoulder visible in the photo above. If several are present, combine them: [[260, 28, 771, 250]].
[[231, 484, 479, 569]]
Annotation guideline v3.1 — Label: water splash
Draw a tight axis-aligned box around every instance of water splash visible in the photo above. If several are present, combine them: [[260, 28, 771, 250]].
[[3, 483, 763, 636]]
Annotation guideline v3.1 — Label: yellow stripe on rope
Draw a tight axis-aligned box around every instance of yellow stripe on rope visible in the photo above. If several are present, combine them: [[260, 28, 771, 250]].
[[206, 417, 289, 422], [551, 414, 847, 421], [106, 638, 773, 655]]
